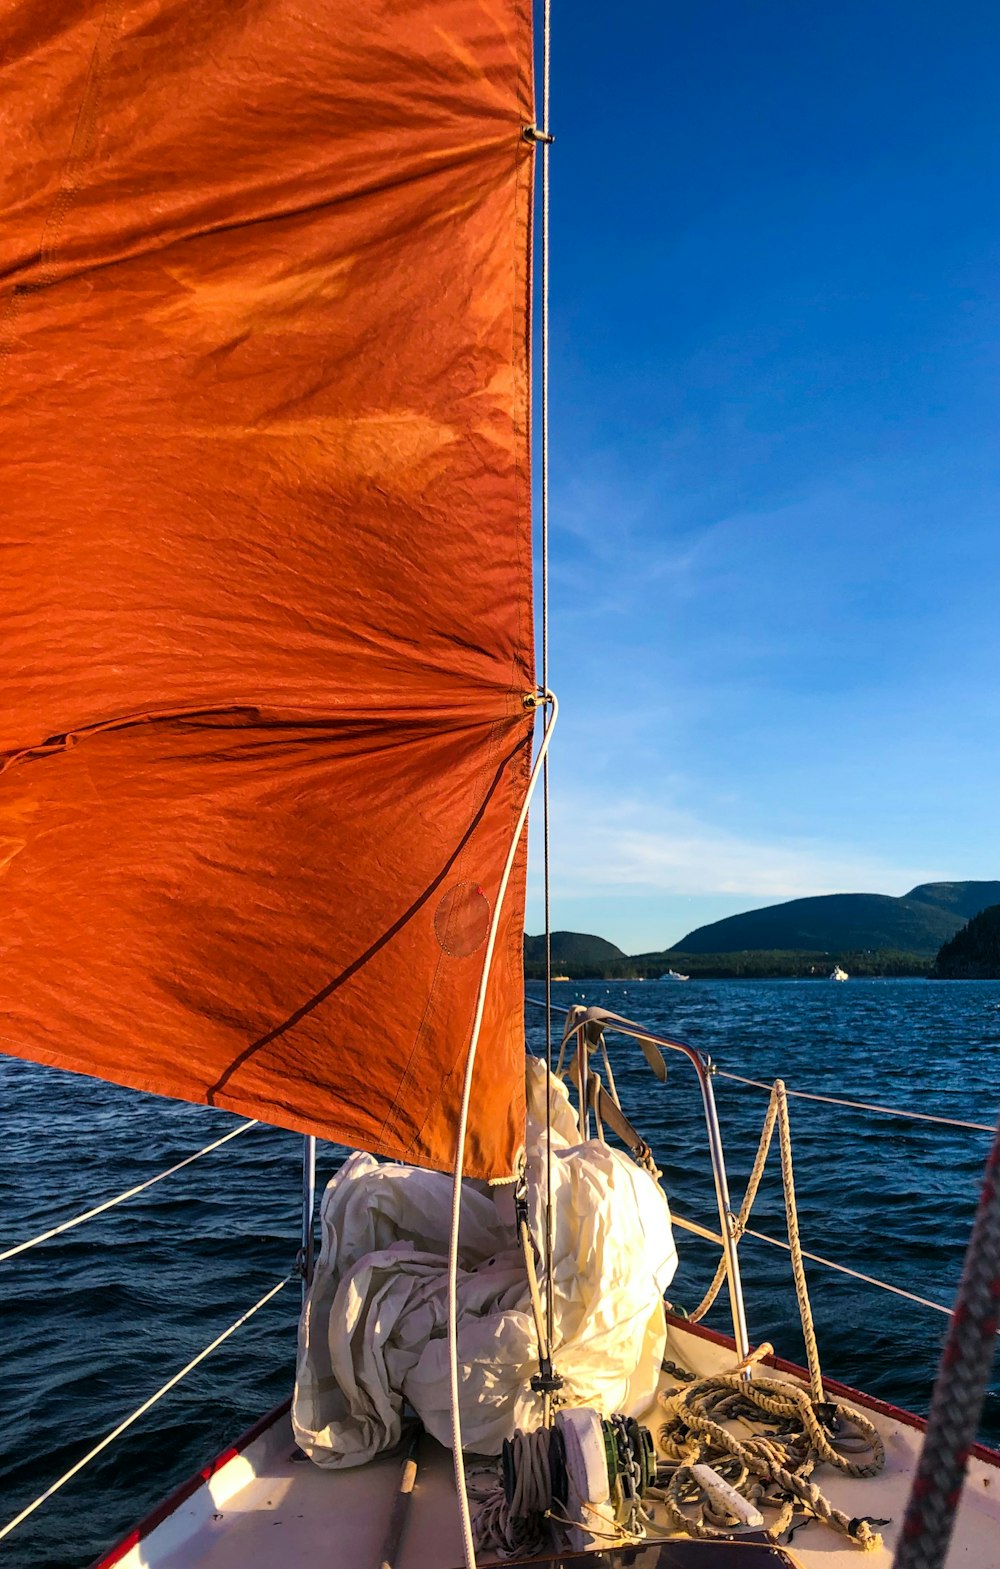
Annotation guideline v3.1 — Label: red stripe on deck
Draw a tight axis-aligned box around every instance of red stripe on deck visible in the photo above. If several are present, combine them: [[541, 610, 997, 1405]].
[[89, 1398, 292, 1567], [665, 1313, 1000, 1468]]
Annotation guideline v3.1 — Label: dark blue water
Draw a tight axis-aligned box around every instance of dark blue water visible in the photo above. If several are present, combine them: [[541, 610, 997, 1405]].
[[1, 979, 998, 1567]]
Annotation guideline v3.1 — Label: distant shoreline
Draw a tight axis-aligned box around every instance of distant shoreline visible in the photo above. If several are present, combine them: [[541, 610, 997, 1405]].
[[524, 950, 934, 981]]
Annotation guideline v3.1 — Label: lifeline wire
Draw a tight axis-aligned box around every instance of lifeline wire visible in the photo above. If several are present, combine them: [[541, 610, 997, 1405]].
[[0, 1274, 290, 1541], [448, 692, 559, 1569], [668, 1207, 957, 1318], [523, 1000, 994, 1134], [714, 1071, 995, 1134], [0, 1119, 259, 1263]]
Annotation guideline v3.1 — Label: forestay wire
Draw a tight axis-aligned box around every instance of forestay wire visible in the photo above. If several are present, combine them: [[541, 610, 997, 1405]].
[[538, 0, 557, 1406]]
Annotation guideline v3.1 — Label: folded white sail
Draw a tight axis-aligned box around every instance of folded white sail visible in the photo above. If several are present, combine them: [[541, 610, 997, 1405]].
[[293, 1059, 677, 1465]]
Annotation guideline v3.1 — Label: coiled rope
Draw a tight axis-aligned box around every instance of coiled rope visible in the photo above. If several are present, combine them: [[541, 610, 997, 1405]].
[[654, 1343, 886, 1552], [471, 1415, 652, 1560], [653, 1082, 886, 1551], [472, 1431, 553, 1559]]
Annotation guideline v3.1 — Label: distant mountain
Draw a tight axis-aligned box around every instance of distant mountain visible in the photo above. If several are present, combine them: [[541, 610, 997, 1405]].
[[674, 881, 1000, 958], [523, 930, 625, 966], [905, 882, 1000, 920], [934, 904, 1000, 979]]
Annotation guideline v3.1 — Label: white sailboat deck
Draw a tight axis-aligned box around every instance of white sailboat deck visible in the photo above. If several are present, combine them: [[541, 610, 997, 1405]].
[[99, 1318, 1000, 1569]]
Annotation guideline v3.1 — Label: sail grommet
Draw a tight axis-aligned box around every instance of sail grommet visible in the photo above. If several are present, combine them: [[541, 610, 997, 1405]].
[[522, 124, 554, 144], [522, 687, 554, 709]]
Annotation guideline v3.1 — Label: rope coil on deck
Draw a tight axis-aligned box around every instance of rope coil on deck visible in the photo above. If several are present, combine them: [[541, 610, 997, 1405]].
[[471, 1413, 654, 1560], [655, 1082, 887, 1551], [654, 1343, 887, 1552]]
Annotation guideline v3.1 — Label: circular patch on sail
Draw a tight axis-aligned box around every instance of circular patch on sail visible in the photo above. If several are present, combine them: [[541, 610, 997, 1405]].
[[434, 882, 491, 957]]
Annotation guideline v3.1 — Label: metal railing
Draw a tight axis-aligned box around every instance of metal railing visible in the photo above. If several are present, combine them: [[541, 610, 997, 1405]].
[[524, 993, 996, 1338], [528, 996, 752, 1362]]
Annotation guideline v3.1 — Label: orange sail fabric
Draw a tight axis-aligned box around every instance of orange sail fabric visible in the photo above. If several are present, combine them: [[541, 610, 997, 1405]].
[[0, 0, 534, 1177]]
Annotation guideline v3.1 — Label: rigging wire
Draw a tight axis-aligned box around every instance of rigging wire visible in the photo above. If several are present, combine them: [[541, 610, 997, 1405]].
[[448, 693, 559, 1569], [666, 1209, 956, 1317], [741, 1227, 955, 1319], [713, 1070, 995, 1134], [0, 1274, 290, 1542], [0, 1119, 260, 1263], [539, 0, 557, 1411]]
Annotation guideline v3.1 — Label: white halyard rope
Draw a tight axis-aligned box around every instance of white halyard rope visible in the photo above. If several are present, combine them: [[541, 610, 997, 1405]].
[[0, 1274, 290, 1541], [448, 693, 558, 1569], [0, 1119, 260, 1263]]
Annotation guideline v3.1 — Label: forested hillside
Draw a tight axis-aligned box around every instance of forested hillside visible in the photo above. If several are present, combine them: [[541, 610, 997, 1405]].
[[933, 905, 1000, 978]]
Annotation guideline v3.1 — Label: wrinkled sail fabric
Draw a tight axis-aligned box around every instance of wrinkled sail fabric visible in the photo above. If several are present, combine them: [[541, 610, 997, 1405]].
[[293, 1061, 678, 1463], [0, 2, 535, 1176]]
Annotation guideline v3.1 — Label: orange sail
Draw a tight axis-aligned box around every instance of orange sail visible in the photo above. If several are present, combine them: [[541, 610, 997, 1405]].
[[0, 1, 535, 1177]]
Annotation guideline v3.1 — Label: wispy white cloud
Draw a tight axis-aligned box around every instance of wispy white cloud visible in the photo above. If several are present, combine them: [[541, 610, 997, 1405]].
[[529, 786, 944, 904]]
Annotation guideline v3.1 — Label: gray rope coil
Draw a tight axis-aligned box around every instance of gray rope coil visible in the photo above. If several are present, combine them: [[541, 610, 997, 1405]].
[[471, 1415, 652, 1560], [472, 1430, 553, 1559]]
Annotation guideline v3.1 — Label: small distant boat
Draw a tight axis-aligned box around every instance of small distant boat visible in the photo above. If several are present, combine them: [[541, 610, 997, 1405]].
[[831, 965, 849, 981], [551, 973, 570, 982], [660, 968, 690, 982]]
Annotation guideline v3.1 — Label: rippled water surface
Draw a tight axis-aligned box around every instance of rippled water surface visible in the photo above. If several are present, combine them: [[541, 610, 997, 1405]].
[[1, 979, 998, 1567]]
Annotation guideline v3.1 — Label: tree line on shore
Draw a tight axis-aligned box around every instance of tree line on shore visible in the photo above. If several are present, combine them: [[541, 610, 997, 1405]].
[[523, 904, 1000, 980]]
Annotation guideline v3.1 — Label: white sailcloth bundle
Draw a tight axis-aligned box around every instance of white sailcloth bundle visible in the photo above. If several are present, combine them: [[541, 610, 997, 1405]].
[[293, 1058, 677, 1466]]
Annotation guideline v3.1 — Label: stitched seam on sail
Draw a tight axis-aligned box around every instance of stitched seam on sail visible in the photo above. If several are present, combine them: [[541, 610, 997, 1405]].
[[0, 702, 511, 775], [206, 727, 529, 1127], [377, 710, 505, 1154], [0, 0, 125, 375], [0, 135, 520, 302], [380, 713, 523, 1159]]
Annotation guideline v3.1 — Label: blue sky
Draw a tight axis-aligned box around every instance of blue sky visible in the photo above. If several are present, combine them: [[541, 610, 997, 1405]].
[[525, 1, 1000, 952]]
